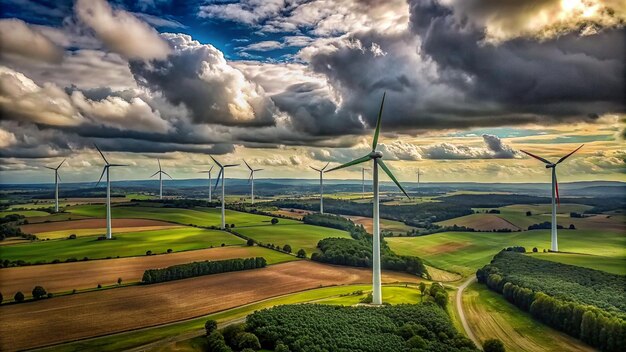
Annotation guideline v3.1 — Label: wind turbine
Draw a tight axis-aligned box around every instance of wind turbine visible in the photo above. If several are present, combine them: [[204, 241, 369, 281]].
[[149, 159, 172, 199], [94, 144, 127, 240], [361, 167, 370, 199], [416, 168, 422, 197], [326, 92, 410, 305], [44, 159, 65, 212], [310, 162, 330, 214], [211, 156, 239, 229], [244, 160, 263, 204], [199, 165, 214, 202], [521, 144, 584, 252]]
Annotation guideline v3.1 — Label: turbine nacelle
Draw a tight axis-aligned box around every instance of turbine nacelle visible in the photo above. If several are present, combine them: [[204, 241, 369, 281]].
[[370, 151, 383, 159]]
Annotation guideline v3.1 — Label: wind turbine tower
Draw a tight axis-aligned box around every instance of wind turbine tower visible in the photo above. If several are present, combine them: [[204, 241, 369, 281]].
[[211, 156, 239, 229], [199, 165, 214, 202], [361, 167, 370, 199], [45, 159, 66, 212], [244, 160, 263, 204], [310, 162, 330, 214], [94, 144, 127, 240], [150, 159, 172, 199], [521, 145, 584, 252], [327, 92, 409, 305], [416, 168, 422, 197]]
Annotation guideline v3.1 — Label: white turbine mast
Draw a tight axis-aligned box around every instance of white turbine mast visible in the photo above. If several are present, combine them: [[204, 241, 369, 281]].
[[199, 165, 214, 202], [416, 168, 422, 197], [149, 159, 173, 200], [310, 162, 330, 214], [521, 144, 584, 252], [326, 92, 410, 305], [44, 159, 66, 212], [94, 144, 127, 240], [244, 160, 263, 204], [211, 156, 239, 229]]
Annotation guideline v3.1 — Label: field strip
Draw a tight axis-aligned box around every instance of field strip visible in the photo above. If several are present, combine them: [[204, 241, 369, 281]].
[[0, 246, 295, 298], [20, 218, 180, 234], [0, 261, 422, 351], [457, 276, 480, 348]]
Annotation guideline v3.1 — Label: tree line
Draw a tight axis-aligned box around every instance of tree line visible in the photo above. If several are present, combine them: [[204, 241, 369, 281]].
[[142, 257, 267, 284], [477, 251, 626, 352]]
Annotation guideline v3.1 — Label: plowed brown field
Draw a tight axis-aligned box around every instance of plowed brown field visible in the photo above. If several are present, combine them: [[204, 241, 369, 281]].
[[0, 246, 290, 297], [0, 261, 421, 351]]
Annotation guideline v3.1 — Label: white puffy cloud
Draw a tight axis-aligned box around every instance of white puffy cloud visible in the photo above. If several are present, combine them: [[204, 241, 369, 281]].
[[0, 127, 17, 148], [198, 0, 287, 25], [75, 0, 171, 60], [0, 18, 63, 63]]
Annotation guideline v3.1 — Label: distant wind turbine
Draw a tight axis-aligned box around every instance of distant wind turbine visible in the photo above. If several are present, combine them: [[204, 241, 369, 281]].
[[149, 159, 172, 199], [416, 168, 422, 197], [199, 165, 214, 202], [94, 144, 127, 240], [326, 92, 410, 305], [521, 144, 584, 252], [244, 160, 263, 204], [44, 159, 66, 212], [211, 156, 239, 229], [361, 167, 370, 199], [310, 162, 330, 214]]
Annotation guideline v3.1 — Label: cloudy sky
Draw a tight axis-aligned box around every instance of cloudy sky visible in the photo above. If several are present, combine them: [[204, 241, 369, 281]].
[[0, 0, 624, 184]]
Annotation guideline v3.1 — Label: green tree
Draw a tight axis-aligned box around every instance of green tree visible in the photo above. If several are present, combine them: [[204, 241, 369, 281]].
[[32, 285, 47, 300], [271, 217, 279, 225], [117, 277, 122, 285], [282, 244, 292, 253], [236, 332, 261, 350], [418, 282, 426, 298], [275, 343, 290, 352], [205, 319, 217, 336], [14, 291, 24, 303], [407, 335, 426, 349], [483, 339, 505, 352], [296, 249, 306, 258], [247, 238, 255, 246]]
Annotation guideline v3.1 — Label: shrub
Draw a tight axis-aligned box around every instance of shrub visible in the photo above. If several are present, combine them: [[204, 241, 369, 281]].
[[68, 234, 77, 239], [526, 211, 532, 216], [532, 247, 538, 253], [221, 243, 225, 247], [247, 239, 255, 246], [282, 244, 292, 253], [167, 248, 173, 253], [146, 250, 152, 256], [235, 332, 261, 350], [275, 343, 290, 352], [32, 286, 47, 300], [222, 323, 246, 347], [14, 291, 24, 303], [117, 277, 122, 285], [271, 217, 279, 225], [206, 331, 232, 352], [569, 224, 576, 229], [97, 284, 102, 289], [296, 249, 306, 258], [407, 335, 426, 349], [483, 339, 506, 352], [142, 257, 267, 284], [0, 292, 3, 304], [230, 223, 235, 228], [205, 319, 217, 336]]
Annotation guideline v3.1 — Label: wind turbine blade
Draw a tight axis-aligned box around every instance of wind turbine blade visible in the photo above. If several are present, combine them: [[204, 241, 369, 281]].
[[94, 144, 109, 165], [554, 172, 560, 206], [310, 166, 321, 172], [209, 165, 214, 172], [378, 159, 410, 199], [248, 171, 253, 183], [254, 168, 263, 172], [158, 158, 161, 171], [556, 144, 584, 164], [57, 173, 62, 182], [371, 92, 386, 151], [224, 164, 240, 167], [520, 150, 552, 164], [243, 160, 252, 171], [326, 155, 371, 172], [44, 166, 56, 170], [162, 171, 173, 180], [95, 167, 106, 187], [108, 164, 127, 167], [321, 162, 330, 171], [56, 159, 66, 169], [209, 155, 222, 168], [150, 171, 159, 178], [213, 169, 223, 193]]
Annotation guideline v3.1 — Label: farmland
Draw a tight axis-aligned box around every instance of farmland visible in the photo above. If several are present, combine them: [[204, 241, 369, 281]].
[[530, 252, 626, 275], [0, 261, 422, 351], [437, 213, 520, 231], [20, 218, 182, 239], [0, 227, 246, 262]]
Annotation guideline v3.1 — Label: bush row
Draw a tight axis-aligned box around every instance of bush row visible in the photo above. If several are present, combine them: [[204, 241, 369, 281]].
[[142, 257, 267, 284]]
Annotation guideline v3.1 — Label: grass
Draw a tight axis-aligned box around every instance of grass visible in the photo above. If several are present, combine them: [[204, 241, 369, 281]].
[[529, 252, 626, 275], [0, 227, 246, 262], [437, 213, 520, 231], [67, 205, 299, 228], [0, 210, 50, 218], [387, 229, 626, 276], [36, 284, 418, 352], [235, 223, 351, 257], [315, 285, 421, 305], [462, 282, 593, 352], [33, 225, 183, 240]]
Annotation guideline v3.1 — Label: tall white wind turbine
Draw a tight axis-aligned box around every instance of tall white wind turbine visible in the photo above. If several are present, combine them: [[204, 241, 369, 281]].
[[361, 167, 370, 199], [150, 159, 173, 199], [521, 145, 584, 252], [326, 92, 410, 305], [416, 168, 422, 197], [199, 165, 214, 202], [44, 159, 66, 212], [94, 144, 127, 240], [211, 156, 239, 229], [244, 160, 263, 204], [310, 162, 330, 214]]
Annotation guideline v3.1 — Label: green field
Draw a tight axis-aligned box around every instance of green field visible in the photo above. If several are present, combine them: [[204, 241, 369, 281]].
[[388, 229, 626, 276], [38, 284, 417, 352], [463, 282, 593, 352], [530, 252, 626, 275], [0, 227, 246, 262], [67, 205, 299, 228], [235, 223, 351, 257], [0, 210, 50, 218]]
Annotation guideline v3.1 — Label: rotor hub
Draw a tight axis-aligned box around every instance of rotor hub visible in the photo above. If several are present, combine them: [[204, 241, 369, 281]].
[[546, 164, 555, 169], [370, 151, 383, 159]]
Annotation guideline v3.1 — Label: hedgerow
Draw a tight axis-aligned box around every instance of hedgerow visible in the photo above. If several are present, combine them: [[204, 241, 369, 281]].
[[142, 257, 266, 284]]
